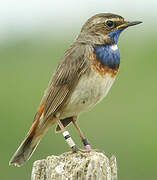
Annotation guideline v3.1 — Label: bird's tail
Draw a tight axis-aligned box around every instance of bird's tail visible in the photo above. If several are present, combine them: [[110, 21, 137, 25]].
[[9, 134, 40, 167], [9, 104, 55, 167]]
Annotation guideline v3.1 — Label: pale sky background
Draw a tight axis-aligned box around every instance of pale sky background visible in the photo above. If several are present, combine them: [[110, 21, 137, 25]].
[[0, 0, 156, 42]]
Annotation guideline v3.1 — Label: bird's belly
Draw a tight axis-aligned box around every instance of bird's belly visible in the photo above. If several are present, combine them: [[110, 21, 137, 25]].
[[59, 70, 116, 119]]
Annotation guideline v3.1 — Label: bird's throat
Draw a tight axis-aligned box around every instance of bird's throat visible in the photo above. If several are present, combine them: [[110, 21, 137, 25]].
[[93, 44, 120, 70], [108, 28, 124, 44]]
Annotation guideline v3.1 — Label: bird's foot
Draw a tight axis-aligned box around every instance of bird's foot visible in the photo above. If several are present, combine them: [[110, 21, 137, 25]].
[[71, 146, 91, 153], [71, 145, 80, 153], [91, 148, 105, 153]]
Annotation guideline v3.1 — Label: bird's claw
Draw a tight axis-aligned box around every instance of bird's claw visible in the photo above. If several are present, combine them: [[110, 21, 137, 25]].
[[71, 146, 91, 153]]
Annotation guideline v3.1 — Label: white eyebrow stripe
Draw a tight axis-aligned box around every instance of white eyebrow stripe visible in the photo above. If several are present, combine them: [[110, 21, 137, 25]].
[[92, 18, 103, 24]]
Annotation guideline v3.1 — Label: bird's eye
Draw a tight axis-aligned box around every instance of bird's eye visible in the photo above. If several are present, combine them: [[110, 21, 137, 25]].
[[105, 20, 114, 28]]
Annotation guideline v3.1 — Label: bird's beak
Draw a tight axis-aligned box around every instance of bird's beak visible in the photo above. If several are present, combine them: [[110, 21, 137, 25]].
[[117, 21, 142, 29]]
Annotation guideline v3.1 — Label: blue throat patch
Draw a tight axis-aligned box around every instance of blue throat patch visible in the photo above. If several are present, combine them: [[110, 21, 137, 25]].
[[108, 28, 124, 44], [93, 45, 120, 69], [93, 28, 124, 69]]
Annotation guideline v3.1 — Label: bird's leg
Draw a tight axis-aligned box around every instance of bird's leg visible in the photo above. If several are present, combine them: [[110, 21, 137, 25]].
[[72, 116, 91, 150], [55, 116, 78, 152]]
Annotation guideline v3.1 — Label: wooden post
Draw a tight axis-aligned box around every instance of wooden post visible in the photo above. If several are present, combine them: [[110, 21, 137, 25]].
[[31, 150, 117, 180]]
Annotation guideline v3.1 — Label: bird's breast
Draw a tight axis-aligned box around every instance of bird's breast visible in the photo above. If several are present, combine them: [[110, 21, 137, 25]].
[[58, 44, 120, 119], [59, 69, 116, 119]]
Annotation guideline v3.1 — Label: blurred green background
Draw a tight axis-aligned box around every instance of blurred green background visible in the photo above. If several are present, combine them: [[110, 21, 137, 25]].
[[1, 1, 157, 180]]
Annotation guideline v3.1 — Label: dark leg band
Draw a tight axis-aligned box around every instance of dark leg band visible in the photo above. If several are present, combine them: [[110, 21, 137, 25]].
[[64, 135, 70, 140], [82, 138, 89, 146], [82, 138, 91, 150]]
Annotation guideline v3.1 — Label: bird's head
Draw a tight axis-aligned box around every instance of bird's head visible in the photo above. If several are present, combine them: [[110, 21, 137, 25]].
[[81, 13, 142, 44]]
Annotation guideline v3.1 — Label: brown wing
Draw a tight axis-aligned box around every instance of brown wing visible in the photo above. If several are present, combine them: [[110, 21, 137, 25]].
[[43, 43, 89, 121]]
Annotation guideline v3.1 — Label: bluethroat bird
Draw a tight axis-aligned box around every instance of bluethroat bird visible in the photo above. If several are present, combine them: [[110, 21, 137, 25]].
[[10, 13, 142, 166]]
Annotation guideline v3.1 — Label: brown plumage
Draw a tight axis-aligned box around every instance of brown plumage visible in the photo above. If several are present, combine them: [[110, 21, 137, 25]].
[[9, 13, 142, 166]]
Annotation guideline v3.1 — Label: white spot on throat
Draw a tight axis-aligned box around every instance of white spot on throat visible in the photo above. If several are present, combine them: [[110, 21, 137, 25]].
[[110, 44, 118, 51]]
